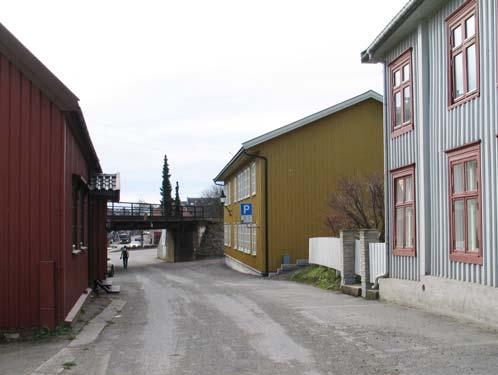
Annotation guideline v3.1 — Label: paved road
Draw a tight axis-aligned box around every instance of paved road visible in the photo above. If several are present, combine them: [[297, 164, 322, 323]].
[[23, 248, 498, 374]]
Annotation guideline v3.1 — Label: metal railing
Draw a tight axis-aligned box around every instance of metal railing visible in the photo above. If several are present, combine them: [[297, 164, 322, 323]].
[[107, 202, 205, 219]]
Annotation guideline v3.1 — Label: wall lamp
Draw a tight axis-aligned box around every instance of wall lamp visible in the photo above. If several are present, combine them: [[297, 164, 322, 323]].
[[219, 190, 232, 216]]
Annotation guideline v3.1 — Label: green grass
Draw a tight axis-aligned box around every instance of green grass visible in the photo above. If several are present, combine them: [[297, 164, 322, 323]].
[[62, 361, 76, 370], [33, 324, 72, 340], [289, 265, 341, 291]]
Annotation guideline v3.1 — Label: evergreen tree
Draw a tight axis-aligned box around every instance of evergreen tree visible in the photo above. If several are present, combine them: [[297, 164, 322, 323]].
[[174, 181, 181, 216], [160, 155, 173, 215]]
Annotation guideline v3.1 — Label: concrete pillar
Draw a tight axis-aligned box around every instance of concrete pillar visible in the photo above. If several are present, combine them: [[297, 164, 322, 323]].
[[157, 229, 175, 262], [340, 230, 356, 285], [166, 228, 175, 262], [359, 229, 379, 297]]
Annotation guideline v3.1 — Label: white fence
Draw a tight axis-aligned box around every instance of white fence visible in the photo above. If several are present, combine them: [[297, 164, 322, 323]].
[[309, 237, 342, 271], [369, 242, 387, 283], [354, 239, 361, 275]]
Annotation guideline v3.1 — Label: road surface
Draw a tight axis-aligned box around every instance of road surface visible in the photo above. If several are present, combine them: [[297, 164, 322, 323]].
[[7, 248, 498, 375]]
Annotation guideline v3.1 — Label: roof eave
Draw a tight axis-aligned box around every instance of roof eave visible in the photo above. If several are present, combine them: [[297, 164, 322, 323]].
[[361, 0, 448, 64], [242, 90, 383, 149]]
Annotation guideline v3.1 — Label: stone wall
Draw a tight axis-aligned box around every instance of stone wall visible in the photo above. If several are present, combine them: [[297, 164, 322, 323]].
[[196, 222, 224, 258]]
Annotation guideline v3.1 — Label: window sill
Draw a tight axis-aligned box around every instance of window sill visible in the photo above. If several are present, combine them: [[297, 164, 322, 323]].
[[450, 252, 482, 265], [391, 124, 413, 139], [393, 248, 416, 257], [448, 91, 479, 110]]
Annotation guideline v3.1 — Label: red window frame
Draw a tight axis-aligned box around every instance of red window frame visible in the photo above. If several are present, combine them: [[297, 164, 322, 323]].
[[392, 165, 416, 257], [446, 0, 480, 108], [446, 142, 482, 265], [389, 49, 414, 138]]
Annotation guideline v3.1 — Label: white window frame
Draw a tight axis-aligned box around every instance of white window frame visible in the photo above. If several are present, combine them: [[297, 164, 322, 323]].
[[224, 224, 231, 247], [224, 181, 231, 206], [251, 162, 256, 196], [235, 163, 257, 202]]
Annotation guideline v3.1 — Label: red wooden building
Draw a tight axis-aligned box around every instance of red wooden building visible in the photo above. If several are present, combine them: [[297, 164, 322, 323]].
[[0, 23, 119, 330]]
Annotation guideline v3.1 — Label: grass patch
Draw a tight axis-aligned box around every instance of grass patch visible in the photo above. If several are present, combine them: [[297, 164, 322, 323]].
[[33, 324, 72, 340], [289, 265, 341, 291], [62, 361, 76, 370]]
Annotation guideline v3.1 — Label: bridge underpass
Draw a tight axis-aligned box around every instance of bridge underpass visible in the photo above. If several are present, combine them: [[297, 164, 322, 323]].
[[107, 202, 222, 262]]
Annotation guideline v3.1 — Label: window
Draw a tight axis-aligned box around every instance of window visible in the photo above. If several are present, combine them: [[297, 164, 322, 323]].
[[251, 225, 257, 256], [224, 224, 231, 247], [71, 175, 87, 251], [235, 163, 256, 201], [392, 165, 416, 256], [389, 49, 413, 137], [447, 142, 482, 264], [224, 181, 231, 206], [447, 0, 479, 106], [251, 162, 256, 196], [235, 223, 257, 255]]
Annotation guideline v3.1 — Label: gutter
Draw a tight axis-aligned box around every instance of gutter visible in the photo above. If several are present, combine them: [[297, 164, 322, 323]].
[[361, 0, 425, 63], [373, 63, 391, 290], [242, 150, 269, 277]]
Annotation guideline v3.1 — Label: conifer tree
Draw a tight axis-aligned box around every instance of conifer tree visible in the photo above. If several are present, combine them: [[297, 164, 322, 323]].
[[160, 155, 173, 215], [174, 181, 181, 216]]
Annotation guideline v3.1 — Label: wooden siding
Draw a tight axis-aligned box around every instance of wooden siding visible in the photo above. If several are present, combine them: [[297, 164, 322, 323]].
[[224, 99, 383, 272], [0, 50, 99, 329], [0, 53, 65, 328]]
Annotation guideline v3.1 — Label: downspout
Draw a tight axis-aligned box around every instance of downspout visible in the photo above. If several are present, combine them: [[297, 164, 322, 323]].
[[374, 62, 390, 290], [242, 150, 269, 277]]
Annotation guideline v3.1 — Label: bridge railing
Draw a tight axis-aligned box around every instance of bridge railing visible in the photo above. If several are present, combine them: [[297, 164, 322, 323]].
[[107, 202, 205, 219]]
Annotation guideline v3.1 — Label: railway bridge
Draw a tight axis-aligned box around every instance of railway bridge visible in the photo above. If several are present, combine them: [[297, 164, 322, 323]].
[[107, 202, 222, 262]]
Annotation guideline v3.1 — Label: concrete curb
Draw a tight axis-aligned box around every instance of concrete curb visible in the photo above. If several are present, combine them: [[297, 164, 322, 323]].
[[31, 299, 126, 375], [64, 288, 93, 326]]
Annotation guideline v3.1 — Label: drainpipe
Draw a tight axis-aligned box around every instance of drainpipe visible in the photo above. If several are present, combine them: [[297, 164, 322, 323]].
[[374, 62, 390, 290], [242, 150, 269, 277]]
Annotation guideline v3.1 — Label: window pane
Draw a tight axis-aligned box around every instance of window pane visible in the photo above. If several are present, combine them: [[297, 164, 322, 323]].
[[454, 200, 465, 251], [403, 64, 410, 82], [396, 178, 405, 203], [466, 15, 475, 39], [405, 206, 414, 248], [396, 207, 404, 248], [453, 25, 462, 47], [405, 176, 413, 202], [465, 160, 477, 191], [395, 92, 402, 127], [394, 70, 401, 87], [403, 87, 411, 123], [453, 163, 464, 193], [454, 53, 464, 98], [466, 44, 477, 92], [467, 198, 479, 252]]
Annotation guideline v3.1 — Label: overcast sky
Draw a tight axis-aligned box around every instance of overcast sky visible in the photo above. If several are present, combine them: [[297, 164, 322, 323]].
[[2, 0, 406, 202]]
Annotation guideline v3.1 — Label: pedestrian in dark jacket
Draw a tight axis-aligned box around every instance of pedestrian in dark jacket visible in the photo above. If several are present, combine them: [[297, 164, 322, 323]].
[[120, 246, 129, 269]]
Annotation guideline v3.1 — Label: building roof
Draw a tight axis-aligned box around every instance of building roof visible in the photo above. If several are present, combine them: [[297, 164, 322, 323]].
[[361, 0, 448, 63], [214, 90, 383, 182], [0, 22, 101, 171]]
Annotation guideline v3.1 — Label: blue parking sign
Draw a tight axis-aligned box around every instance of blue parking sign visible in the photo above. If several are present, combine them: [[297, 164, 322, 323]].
[[240, 203, 253, 216]]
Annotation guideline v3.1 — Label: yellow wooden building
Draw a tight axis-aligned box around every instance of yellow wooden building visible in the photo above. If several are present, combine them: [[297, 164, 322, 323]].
[[214, 91, 383, 275]]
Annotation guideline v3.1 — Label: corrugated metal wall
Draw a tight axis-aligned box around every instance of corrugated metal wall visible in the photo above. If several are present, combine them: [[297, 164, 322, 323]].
[[386, 0, 498, 286], [385, 31, 421, 281], [427, 0, 498, 287], [0, 53, 65, 328]]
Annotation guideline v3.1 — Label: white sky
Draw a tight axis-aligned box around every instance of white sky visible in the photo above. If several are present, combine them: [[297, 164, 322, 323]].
[[1, 0, 406, 202]]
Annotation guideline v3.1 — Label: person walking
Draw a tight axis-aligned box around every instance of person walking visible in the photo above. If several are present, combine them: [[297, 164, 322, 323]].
[[120, 245, 129, 269]]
